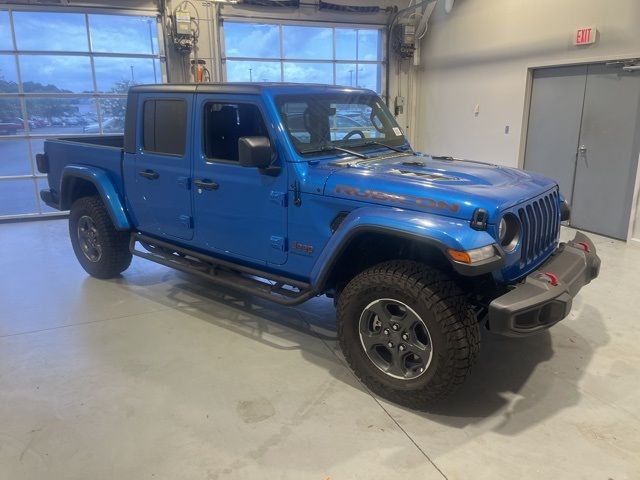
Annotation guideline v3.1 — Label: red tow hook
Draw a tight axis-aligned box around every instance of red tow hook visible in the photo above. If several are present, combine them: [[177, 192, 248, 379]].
[[577, 241, 591, 253], [544, 272, 559, 286]]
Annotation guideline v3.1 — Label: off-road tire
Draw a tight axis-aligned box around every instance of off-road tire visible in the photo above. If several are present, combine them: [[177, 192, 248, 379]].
[[69, 195, 132, 279], [336, 260, 480, 409]]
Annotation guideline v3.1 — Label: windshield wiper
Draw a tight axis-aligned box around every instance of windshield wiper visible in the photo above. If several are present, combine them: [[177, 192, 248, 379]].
[[300, 144, 369, 159], [352, 140, 413, 154]]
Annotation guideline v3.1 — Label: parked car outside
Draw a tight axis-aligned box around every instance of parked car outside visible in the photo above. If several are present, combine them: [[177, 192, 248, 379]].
[[0, 118, 24, 135]]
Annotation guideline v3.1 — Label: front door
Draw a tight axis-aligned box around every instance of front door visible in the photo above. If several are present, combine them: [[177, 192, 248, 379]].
[[192, 95, 288, 265], [128, 94, 194, 240]]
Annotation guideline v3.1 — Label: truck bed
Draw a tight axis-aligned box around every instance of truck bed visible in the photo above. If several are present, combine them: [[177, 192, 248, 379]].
[[42, 135, 126, 208]]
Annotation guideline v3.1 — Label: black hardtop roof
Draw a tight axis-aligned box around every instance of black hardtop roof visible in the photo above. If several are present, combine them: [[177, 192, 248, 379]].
[[128, 82, 375, 96]]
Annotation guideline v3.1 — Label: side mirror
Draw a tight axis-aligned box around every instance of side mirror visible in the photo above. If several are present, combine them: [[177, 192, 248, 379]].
[[238, 136, 272, 169]]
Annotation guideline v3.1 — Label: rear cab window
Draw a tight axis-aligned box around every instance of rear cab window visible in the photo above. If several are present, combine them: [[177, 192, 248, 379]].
[[142, 99, 187, 156]]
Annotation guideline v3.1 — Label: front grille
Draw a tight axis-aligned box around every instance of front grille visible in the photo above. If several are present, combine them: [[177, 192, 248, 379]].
[[517, 189, 560, 267]]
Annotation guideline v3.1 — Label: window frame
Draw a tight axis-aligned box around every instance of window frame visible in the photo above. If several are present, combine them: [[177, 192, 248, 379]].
[[220, 18, 387, 97], [201, 98, 274, 165]]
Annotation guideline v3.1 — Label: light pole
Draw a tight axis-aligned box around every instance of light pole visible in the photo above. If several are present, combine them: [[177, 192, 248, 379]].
[[130, 65, 135, 83], [249, 68, 253, 82], [349, 69, 353, 86]]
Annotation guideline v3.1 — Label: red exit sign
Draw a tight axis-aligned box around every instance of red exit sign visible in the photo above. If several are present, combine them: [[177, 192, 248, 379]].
[[574, 26, 596, 45]]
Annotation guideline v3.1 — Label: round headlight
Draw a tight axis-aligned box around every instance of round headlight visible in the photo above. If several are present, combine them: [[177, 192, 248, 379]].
[[498, 214, 520, 252], [498, 217, 507, 242]]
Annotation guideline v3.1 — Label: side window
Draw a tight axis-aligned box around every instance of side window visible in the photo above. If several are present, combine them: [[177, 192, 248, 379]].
[[204, 102, 268, 161], [142, 99, 187, 156]]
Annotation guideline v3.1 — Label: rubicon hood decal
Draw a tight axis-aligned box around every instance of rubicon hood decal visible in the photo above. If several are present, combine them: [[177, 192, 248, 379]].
[[335, 184, 461, 213]]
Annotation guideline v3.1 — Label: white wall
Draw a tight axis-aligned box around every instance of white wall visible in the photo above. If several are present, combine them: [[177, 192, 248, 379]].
[[412, 0, 640, 167]]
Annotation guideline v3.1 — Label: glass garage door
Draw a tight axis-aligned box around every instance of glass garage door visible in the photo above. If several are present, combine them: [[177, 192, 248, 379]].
[[0, 9, 163, 219], [222, 21, 385, 94]]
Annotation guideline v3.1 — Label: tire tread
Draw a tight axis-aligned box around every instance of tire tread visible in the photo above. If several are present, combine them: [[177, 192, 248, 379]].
[[336, 260, 480, 409]]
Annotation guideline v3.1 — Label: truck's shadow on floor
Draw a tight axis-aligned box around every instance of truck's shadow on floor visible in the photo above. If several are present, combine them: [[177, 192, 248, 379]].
[[114, 268, 606, 434]]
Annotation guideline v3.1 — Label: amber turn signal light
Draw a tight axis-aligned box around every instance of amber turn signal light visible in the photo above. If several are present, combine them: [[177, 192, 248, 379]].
[[448, 249, 472, 263], [447, 245, 496, 264]]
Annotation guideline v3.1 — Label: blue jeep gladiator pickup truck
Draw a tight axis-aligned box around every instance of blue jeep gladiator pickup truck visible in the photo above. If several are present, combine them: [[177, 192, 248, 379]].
[[37, 83, 600, 408]]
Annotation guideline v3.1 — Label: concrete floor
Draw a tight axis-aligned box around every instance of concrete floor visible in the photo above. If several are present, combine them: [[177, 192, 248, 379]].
[[1, 219, 639, 480]]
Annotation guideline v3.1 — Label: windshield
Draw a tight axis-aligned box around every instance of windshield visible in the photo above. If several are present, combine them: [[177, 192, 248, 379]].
[[275, 93, 408, 156]]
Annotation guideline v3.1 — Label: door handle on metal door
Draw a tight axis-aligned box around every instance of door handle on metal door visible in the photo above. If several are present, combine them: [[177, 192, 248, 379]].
[[577, 145, 589, 167], [193, 179, 219, 191], [139, 169, 159, 180]]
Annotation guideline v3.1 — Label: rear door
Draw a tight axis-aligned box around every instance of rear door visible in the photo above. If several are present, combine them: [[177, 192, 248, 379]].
[[192, 94, 288, 265], [127, 93, 194, 240]]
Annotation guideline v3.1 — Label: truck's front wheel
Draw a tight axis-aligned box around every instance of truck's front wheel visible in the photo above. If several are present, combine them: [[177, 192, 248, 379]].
[[336, 260, 480, 409], [69, 196, 132, 279]]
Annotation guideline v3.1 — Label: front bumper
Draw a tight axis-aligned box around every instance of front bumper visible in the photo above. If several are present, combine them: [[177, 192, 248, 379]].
[[487, 231, 600, 337]]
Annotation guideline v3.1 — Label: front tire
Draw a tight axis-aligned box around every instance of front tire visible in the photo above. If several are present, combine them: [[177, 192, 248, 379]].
[[336, 260, 480, 409], [69, 196, 132, 279]]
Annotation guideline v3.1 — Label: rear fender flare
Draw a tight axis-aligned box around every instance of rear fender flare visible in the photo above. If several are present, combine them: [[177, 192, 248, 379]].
[[310, 207, 501, 290], [60, 165, 130, 230]]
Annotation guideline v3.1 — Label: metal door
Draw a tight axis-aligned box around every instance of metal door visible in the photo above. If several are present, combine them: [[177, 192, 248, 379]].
[[524, 65, 588, 201], [525, 63, 640, 240], [571, 64, 640, 239]]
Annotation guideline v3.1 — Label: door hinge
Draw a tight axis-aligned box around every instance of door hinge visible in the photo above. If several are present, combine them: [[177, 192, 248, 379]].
[[177, 176, 191, 190], [270, 190, 287, 207], [178, 214, 193, 228], [270, 235, 287, 251]]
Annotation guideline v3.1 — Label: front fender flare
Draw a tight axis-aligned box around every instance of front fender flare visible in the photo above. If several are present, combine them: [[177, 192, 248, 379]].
[[310, 207, 502, 290], [60, 165, 130, 230]]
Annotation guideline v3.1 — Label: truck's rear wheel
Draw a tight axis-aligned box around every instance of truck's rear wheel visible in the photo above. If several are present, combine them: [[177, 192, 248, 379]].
[[336, 260, 480, 409], [69, 196, 132, 279]]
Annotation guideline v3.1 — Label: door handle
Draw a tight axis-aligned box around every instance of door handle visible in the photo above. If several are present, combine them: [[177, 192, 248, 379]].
[[577, 145, 589, 167], [139, 169, 159, 180], [193, 179, 219, 191]]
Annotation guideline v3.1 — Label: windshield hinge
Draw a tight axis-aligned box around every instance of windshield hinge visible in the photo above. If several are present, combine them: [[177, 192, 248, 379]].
[[292, 180, 302, 207]]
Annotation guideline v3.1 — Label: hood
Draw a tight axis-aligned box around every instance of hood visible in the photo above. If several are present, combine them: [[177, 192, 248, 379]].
[[322, 153, 557, 222]]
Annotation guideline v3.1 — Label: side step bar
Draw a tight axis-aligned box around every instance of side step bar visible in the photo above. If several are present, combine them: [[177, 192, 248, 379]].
[[129, 233, 317, 306]]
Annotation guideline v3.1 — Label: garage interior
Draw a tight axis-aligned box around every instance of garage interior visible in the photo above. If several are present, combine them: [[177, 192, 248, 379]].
[[1, 1, 639, 479]]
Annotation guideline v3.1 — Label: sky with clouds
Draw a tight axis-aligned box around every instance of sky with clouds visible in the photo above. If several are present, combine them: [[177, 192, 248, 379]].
[[0, 12, 159, 93], [1, 13, 382, 92]]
